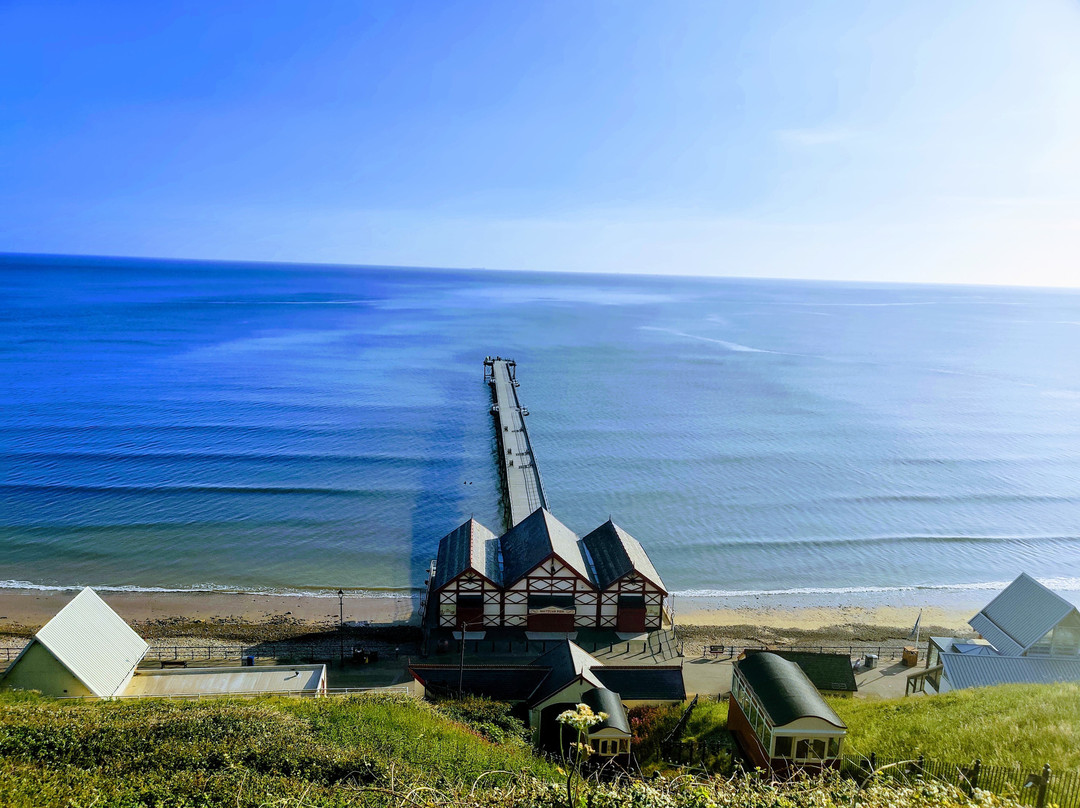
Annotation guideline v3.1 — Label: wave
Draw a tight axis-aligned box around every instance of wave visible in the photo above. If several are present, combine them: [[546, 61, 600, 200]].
[[673, 576, 1080, 599], [814, 493, 1080, 506], [639, 326, 788, 354], [674, 533, 1080, 553], [0, 451, 456, 465], [0, 483, 406, 497], [0, 580, 422, 598]]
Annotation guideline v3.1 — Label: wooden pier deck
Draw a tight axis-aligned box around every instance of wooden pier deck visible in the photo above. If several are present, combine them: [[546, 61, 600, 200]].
[[485, 357, 548, 527]]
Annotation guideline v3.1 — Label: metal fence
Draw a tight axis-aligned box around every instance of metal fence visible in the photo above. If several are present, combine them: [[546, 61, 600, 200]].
[[697, 644, 909, 662], [841, 754, 1080, 808]]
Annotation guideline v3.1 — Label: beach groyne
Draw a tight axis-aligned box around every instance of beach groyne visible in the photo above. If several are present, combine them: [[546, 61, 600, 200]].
[[484, 357, 548, 527]]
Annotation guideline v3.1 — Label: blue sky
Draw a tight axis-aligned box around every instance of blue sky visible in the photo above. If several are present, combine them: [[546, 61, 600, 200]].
[[3, 1, 1080, 285]]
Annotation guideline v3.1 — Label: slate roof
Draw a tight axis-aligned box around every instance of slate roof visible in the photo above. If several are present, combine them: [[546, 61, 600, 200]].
[[593, 666, 686, 701], [581, 521, 667, 593], [969, 573, 1078, 656], [528, 640, 604, 704], [941, 653, 1080, 690], [409, 641, 686, 709], [432, 519, 500, 590], [409, 665, 551, 701], [734, 652, 845, 729], [743, 650, 856, 693], [31, 588, 149, 698], [499, 509, 591, 586]]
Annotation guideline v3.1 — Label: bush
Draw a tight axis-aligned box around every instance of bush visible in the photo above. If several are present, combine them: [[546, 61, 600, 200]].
[[433, 696, 529, 745]]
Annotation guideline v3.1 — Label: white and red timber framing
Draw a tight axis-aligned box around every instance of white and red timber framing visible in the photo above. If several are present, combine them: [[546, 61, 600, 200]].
[[427, 507, 669, 631]]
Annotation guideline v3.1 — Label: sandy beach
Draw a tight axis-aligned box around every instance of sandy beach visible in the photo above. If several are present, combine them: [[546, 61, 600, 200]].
[[0, 589, 419, 643], [0, 585, 984, 656]]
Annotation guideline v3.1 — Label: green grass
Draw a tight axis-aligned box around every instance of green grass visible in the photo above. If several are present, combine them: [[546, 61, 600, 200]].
[[0, 690, 1045, 807], [0, 691, 553, 807], [830, 682, 1080, 771]]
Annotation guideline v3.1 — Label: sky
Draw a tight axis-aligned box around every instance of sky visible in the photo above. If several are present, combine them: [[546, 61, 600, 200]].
[[2, 1, 1080, 285]]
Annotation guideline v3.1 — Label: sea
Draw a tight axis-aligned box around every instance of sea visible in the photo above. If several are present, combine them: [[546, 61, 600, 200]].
[[3, 253, 1080, 610]]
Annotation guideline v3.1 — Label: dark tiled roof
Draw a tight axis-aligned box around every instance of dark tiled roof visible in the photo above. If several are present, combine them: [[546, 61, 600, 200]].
[[499, 509, 591, 586], [432, 519, 500, 590], [528, 640, 604, 704], [743, 650, 856, 693], [734, 652, 845, 729], [581, 521, 666, 592], [593, 666, 686, 701], [409, 665, 549, 701]]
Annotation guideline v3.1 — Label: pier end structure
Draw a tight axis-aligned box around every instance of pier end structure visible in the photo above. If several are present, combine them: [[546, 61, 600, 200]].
[[485, 357, 548, 528]]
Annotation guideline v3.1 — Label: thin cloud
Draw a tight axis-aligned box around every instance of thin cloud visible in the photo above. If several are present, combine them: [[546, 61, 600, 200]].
[[774, 127, 859, 146]]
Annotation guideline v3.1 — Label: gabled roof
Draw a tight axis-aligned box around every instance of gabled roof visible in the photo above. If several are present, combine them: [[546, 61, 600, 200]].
[[499, 509, 592, 586], [941, 653, 1080, 690], [581, 520, 666, 593], [593, 667, 686, 701], [734, 652, 845, 729], [33, 588, 149, 698], [743, 650, 856, 693], [969, 573, 1078, 656], [528, 640, 604, 704], [432, 519, 501, 590]]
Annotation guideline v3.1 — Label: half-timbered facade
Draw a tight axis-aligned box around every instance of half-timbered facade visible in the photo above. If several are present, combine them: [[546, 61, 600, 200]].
[[430, 519, 502, 629], [500, 509, 597, 631], [426, 509, 667, 631], [582, 520, 667, 631]]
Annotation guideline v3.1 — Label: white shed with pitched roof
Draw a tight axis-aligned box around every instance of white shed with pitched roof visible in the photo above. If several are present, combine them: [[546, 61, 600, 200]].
[[0, 588, 149, 698]]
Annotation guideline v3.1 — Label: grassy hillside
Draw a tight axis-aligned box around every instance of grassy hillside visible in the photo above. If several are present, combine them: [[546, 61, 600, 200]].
[[831, 682, 1080, 770], [0, 691, 1033, 807], [0, 691, 550, 807]]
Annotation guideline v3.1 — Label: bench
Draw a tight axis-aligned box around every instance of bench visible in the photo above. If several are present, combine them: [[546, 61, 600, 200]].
[[160, 660, 187, 669], [705, 644, 725, 659]]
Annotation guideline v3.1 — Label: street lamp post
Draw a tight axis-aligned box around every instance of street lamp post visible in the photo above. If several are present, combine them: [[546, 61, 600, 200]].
[[457, 616, 483, 694], [337, 589, 344, 664]]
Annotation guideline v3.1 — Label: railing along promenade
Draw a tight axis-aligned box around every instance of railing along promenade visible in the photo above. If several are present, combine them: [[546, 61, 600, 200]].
[[485, 356, 548, 527]]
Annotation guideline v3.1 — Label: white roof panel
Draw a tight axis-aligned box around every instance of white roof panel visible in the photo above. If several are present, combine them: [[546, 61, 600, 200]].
[[969, 573, 1076, 656], [122, 665, 326, 697], [35, 588, 149, 698]]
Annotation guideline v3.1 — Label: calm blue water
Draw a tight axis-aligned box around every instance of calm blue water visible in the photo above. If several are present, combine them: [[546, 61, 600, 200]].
[[2, 253, 1080, 599]]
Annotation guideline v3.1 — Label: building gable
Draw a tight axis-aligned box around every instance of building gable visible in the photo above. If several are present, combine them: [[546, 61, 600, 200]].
[[969, 573, 1077, 656], [499, 509, 592, 586], [33, 588, 149, 698], [581, 520, 667, 593], [0, 640, 94, 698], [432, 519, 501, 591]]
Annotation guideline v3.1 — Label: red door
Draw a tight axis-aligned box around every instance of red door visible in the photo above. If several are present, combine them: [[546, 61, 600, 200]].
[[616, 596, 647, 632]]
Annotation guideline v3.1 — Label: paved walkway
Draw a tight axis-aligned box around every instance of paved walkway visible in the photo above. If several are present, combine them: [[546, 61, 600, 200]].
[[682, 655, 916, 700]]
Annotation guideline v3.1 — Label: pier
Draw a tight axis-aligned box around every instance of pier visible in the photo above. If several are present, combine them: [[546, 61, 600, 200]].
[[485, 357, 548, 527]]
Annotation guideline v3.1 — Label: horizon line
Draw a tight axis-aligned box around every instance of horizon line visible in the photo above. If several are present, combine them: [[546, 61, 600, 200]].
[[4, 250, 1080, 293]]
